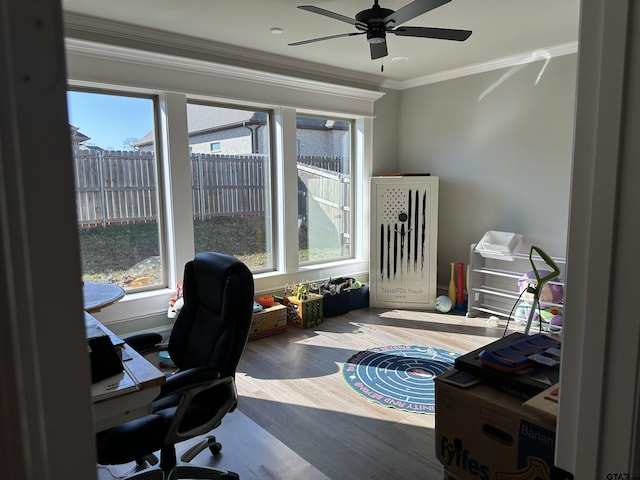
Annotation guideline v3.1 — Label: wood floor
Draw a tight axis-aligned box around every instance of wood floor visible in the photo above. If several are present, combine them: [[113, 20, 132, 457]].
[[98, 308, 519, 480]]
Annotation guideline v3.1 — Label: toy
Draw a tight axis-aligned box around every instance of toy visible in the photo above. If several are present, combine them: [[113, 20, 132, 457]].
[[514, 269, 563, 329], [435, 295, 452, 313], [285, 282, 310, 301], [167, 281, 184, 319], [168, 297, 184, 319], [257, 295, 275, 308]]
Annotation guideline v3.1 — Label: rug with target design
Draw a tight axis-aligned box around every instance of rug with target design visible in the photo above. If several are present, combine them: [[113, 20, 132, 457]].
[[341, 345, 460, 414]]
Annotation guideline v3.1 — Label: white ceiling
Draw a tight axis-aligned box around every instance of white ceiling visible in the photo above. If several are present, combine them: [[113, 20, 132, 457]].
[[61, 0, 581, 88]]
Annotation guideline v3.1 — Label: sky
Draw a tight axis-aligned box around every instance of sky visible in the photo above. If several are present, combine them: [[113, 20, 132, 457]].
[[66, 91, 154, 150]]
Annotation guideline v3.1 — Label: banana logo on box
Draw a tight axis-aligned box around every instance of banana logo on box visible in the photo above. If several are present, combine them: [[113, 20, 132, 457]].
[[495, 457, 550, 480]]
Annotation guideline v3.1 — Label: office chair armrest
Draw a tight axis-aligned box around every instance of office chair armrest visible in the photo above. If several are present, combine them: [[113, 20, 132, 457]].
[[159, 366, 220, 397], [122, 332, 165, 355], [163, 374, 238, 445]]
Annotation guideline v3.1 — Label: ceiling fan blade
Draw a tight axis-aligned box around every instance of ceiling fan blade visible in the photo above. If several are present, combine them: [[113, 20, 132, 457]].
[[289, 32, 364, 47], [370, 41, 388, 60], [297, 5, 366, 28], [384, 0, 451, 27], [392, 26, 472, 41]]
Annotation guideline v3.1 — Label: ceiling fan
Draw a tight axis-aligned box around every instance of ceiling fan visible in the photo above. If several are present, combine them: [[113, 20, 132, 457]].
[[289, 0, 472, 61]]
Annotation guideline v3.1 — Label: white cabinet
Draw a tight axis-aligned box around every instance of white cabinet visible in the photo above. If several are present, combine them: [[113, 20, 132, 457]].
[[467, 243, 566, 325], [369, 176, 439, 309]]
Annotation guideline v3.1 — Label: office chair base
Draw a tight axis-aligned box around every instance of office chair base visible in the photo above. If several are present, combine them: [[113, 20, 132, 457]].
[[180, 435, 221, 463], [100, 464, 163, 480], [135, 454, 159, 467], [167, 464, 239, 480], [126, 468, 163, 480]]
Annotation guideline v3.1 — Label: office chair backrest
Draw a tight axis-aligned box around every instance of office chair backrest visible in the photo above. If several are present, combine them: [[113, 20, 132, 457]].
[[168, 251, 254, 378]]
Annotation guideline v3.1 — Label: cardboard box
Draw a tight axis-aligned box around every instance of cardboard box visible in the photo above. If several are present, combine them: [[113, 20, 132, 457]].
[[248, 304, 287, 341], [286, 293, 323, 328], [435, 369, 556, 480]]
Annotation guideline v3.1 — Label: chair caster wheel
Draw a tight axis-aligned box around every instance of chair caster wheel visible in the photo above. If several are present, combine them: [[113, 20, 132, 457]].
[[207, 435, 222, 455]]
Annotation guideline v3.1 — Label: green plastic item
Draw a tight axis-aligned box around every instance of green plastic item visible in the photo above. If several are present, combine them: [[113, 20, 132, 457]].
[[524, 245, 561, 335]]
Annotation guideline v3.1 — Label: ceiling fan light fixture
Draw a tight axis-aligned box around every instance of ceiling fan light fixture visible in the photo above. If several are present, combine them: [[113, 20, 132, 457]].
[[367, 30, 386, 44]]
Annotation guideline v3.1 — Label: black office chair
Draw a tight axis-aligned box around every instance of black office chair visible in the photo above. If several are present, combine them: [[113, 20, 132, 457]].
[[96, 252, 255, 480]]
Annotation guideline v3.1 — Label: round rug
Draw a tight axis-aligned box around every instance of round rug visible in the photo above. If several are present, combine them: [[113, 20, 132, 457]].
[[341, 345, 459, 414]]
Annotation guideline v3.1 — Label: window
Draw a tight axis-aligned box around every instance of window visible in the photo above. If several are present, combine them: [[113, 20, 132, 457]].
[[187, 103, 274, 271], [296, 115, 352, 263], [67, 90, 164, 291], [210, 142, 221, 152], [64, 38, 380, 327]]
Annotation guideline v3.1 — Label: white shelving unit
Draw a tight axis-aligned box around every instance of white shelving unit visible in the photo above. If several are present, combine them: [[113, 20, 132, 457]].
[[467, 243, 566, 322]]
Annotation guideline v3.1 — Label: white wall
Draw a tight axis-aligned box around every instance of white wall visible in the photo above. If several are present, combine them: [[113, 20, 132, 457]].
[[371, 88, 400, 174], [1, 0, 97, 478], [395, 54, 578, 286], [557, 0, 640, 476]]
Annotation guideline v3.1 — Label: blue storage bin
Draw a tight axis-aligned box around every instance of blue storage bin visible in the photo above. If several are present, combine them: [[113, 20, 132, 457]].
[[322, 285, 369, 317], [348, 285, 370, 310], [323, 292, 350, 317]]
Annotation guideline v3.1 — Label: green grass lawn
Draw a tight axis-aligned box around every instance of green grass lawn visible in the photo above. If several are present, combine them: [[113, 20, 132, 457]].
[[79, 217, 268, 286], [79, 216, 346, 287]]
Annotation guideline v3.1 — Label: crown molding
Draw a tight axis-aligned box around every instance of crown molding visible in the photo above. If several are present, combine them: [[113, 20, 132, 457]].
[[395, 41, 579, 90], [65, 37, 386, 107], [64, 12, 577, 92], [63, 12, 389, 92]]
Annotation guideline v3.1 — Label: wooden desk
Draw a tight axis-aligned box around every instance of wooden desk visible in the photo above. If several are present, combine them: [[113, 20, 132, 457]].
[[83, 281, 125, 313], [86, 313, 165, 432]]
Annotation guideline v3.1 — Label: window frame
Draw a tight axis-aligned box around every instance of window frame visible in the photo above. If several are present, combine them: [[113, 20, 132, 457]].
[[186, 99, 276, 273], [295, 113, 355, 266], [67, 87, 169, 294], [65, 38, 380, 330]]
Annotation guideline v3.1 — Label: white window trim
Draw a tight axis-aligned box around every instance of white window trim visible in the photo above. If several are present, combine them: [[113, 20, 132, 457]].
[[66, 39, 378, 330]]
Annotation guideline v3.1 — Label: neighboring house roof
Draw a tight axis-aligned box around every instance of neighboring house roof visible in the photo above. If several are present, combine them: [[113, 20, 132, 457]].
[[70, 125, 105, 151], [135, 105, 268, 148], [187, 104, 266, 134], [297, 117, 349, 131], [70, 124, 90, 144], [134, 106, 349, 148]]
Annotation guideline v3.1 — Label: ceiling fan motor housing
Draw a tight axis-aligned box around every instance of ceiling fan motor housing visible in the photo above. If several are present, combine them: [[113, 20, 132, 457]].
[[357, 4, 394, 44], [355, 6, 395, 30]]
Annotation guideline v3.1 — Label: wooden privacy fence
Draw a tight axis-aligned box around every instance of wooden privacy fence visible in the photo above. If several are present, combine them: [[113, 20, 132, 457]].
[[297, 163, 350, 242], [192, 153, 267, 220], [73, 150, 348, 228], [74, 150, 157, 226]]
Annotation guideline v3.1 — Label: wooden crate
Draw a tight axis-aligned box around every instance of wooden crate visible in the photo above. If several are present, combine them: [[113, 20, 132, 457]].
[[286, 293, 324, 328], [248, 304, 287, 341]]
